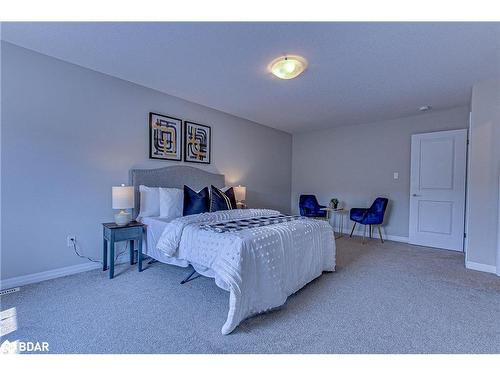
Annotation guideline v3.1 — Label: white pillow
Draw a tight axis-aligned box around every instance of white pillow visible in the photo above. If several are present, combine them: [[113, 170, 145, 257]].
[[159, 187, 184, 220], [138, 185, 160, 219]]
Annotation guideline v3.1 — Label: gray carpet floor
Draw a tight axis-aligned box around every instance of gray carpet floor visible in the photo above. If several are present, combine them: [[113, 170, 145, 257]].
[[1, 237, 499, 354]]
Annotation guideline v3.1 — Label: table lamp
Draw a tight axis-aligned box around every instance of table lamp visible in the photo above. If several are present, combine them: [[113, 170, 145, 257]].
[[112, 184, 134, 226], [234, 185, 247, 209]]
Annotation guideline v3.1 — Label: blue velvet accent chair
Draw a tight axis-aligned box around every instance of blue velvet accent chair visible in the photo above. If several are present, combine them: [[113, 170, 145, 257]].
[[299, 195, 327, 218], [349, 197, 389, 243]]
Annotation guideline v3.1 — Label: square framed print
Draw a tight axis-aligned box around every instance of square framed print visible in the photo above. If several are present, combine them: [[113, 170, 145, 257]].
[[184, 121, 211, 164], [149, 112, 182, 161]]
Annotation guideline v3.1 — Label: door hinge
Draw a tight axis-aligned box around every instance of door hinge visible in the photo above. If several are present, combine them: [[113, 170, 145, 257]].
[[464, 232, 467, 238]]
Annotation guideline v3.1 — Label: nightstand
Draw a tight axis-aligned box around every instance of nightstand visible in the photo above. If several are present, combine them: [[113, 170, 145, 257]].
[[102, 221, 145, 279]]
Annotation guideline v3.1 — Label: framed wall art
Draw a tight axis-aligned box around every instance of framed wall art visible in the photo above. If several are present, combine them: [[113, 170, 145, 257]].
[[149, 112, 182, 161], [184, 121, 211, 164]]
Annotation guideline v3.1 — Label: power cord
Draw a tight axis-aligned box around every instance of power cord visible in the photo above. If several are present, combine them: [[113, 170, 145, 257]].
[[70, 238, 128, 264], [70, 238, 101, 264], [114, 244, 128, 262]]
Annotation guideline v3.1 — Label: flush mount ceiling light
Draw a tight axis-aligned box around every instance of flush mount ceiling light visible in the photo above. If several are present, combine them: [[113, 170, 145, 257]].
[[269, 55, 308, 80]]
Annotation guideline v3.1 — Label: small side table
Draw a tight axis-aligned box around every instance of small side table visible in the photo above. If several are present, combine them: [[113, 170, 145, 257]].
[[321, 208, 347, 239], [102, 221, 145, 279]]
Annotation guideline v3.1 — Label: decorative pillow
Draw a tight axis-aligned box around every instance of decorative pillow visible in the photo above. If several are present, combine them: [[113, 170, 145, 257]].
[[183, 185, 210, 216], [210, 185, 236, 212], [137, 185, 160, 219], [221, 186, 238, 208], [159, 188, 184, 220], [222, 187, 238, 209]]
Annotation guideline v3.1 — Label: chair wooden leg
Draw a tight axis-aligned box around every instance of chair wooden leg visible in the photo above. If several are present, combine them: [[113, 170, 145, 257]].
[[369, 225, 372, 238], [350, 222, 357, 237], [377, 225, 384, 243]]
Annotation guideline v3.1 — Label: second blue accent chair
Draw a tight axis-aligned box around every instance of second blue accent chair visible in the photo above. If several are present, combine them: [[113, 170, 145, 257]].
[[349, 197, 389, 243], [299, 195, 327, 218]]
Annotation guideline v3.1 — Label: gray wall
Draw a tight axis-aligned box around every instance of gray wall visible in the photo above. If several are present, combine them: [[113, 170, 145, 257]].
[[1, 42, 292, 280], [0, 26, 3, 282], [467, 79, 500, 269], [292, 106, 469, 238]]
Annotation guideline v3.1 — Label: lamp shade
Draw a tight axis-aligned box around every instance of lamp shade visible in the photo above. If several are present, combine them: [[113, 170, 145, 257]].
[[234, 185, 246, 202], [112, 185, 134, 209]]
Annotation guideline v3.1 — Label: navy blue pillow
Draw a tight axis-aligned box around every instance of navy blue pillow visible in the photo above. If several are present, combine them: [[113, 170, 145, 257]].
[[183, 186, 210, 216], [210, 186, 237, 212], [224, 187, 237, 209]]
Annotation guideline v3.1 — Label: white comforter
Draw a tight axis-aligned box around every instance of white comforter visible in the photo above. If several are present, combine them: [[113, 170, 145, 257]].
[[156, 209, 336, 334]]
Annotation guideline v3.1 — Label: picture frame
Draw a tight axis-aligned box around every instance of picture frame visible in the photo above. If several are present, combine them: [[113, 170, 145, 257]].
[[149, 112, 182, 161], [184, 121, 212, 164]]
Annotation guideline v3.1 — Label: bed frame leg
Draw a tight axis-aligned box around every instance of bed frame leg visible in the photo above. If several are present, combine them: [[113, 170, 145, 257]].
[[180, 269, 199, 284]]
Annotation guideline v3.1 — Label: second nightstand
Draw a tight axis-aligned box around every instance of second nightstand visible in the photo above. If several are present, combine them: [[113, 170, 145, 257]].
[[102, 221, 145, 279]]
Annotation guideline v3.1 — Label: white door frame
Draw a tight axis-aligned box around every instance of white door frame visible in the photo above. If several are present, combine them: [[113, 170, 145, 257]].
[[497, 172, 500, 276], [464, 113, 472, 255]]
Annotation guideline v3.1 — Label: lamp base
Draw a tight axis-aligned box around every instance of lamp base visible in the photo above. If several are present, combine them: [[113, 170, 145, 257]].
[[114, 210, 131, 226]]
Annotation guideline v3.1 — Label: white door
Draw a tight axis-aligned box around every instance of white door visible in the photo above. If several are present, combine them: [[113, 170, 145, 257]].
[[409, 129, 467, 251]]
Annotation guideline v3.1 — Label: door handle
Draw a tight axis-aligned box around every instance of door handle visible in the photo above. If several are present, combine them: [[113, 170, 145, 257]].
[[412, 194, 420, 197]]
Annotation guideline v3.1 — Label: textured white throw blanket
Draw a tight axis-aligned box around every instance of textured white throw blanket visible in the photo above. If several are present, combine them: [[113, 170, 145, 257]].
[[156, 209, 336, 334]]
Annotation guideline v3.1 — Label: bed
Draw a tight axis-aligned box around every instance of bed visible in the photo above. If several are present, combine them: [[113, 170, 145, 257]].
[[130, 165, 336, 334]]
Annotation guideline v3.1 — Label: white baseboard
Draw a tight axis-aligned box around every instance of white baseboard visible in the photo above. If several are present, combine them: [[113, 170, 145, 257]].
[[0, 253, 131, 290], [338, 225, 408, 243], [465, 261, 497, 275], [379, 234, 408, 243], [0, 262, 101, 290]]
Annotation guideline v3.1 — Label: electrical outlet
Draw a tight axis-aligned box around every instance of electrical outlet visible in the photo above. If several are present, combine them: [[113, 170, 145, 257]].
[[67, 235, 76, 247]]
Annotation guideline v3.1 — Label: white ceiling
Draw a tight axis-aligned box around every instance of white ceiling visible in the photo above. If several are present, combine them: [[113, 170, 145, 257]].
[[2, 22, 499, 133]]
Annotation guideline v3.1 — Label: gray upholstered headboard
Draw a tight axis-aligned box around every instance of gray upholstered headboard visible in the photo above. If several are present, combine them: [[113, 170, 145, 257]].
[[129, 165, 225, 218]]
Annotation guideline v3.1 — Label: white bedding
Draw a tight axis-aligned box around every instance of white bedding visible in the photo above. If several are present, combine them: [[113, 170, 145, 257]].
[[151, 209, 336, 334], [142, 216, 221, 281]]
